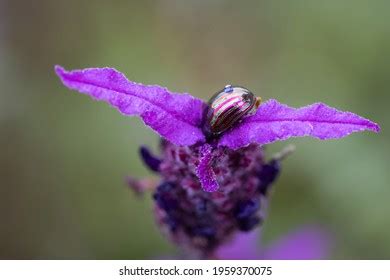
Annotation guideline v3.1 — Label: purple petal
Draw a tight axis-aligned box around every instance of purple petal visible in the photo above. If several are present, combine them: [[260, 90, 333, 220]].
[[263, 226, 331, 260], [216, 229, 262, 260], [196, 144, 219, 192], [55, 66, 206, 146], [219, 99, 381, 149]]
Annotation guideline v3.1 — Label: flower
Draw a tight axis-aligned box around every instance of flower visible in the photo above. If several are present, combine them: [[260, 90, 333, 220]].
[[142, 141, 282, 258], [55, 65, 379, 259], [216, 226, 331, 260]]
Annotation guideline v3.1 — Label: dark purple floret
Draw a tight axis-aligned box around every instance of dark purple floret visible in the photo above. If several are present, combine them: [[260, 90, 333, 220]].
[[195, 199, 208, 215], [167, 216, 179, 231], [258, 160, 280, 195], [153, 182, 177, 212], [192, 226, 216, 239], [238, 216, 262, 232], [139, 146, 161, 172], [235, 199, 261, 220], [235, 199, 263, 232]]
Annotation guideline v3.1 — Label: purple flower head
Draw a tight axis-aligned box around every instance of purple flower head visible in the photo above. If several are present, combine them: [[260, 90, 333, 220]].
[[55, 65, 379, 259], [150, 141, 273, 257]]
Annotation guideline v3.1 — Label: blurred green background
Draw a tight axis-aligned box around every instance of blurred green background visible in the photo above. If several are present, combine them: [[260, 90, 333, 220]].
[[0, 0, 389, 259]]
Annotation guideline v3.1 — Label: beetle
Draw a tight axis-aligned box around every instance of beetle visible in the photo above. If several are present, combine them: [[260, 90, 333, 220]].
[[203, 85, 261, 137]]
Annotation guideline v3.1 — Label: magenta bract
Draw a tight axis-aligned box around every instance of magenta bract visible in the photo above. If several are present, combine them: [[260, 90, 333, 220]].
[[55, 65, 380, 192]]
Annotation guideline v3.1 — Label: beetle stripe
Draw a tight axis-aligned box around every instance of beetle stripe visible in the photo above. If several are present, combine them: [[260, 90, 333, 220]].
[[217, 102, 251, 129], [212, 101, 249, 132], [211, 99, 243, 127], [211, 98, 242, 122], [211, 109, 239, 132], [213, 92, 243, 105], [217, 100, 255, 131], [211, 105, 239, 129], [214, 95, 241, 112], [222, 102, 254, 129]]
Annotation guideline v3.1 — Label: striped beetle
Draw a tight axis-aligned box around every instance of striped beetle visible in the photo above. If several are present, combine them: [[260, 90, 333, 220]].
[[204, 85, 261, 137]]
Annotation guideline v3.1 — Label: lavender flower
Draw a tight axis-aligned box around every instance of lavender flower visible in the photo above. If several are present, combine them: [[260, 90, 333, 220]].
[[55, 65, 379, 259], [216, 226, 331, 260]]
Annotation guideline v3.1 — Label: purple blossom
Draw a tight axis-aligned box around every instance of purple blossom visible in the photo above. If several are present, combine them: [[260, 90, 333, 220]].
[[55, 65, 379, 259], [55, 66, 379, 192], [216, 226, 331, 260], [150, 141, 270, 258]]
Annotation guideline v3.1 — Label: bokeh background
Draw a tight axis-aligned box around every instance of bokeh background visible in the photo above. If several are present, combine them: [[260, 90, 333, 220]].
[[1, 0, 389, 259]]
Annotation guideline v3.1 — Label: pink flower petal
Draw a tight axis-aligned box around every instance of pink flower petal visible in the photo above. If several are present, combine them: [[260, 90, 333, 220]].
[[55, 66, 206, 146], [219, 99, 380, 149], [217, 226, 331, 260], [216, 229, 262, 260], [196, 144, 219, 192], [264, 226, 332, 260]]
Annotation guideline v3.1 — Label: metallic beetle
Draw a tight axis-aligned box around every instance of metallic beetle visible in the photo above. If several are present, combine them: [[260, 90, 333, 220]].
[[203, 85, 261, 137]]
